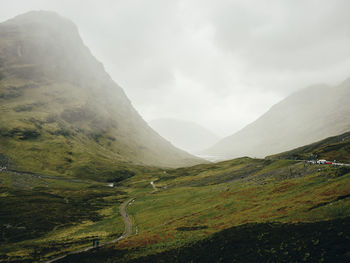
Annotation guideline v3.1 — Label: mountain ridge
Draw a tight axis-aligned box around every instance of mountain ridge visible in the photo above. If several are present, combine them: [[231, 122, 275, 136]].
[[0, 11, 204, 178], [204, 78, 350, 159], [269, 130, 350, 163]]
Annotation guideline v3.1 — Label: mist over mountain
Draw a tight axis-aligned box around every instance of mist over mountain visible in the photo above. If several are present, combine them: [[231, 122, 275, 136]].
[[149, 118, 220, 154], [1, 4, 350, 263], [204, 79, 350, 159], [0, 11, 203, 176]]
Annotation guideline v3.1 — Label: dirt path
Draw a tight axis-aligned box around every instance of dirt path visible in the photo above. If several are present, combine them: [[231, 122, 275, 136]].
[[44, 198, 135, 263], [110, 198, 134, 241], [150, 181, 157, 192]]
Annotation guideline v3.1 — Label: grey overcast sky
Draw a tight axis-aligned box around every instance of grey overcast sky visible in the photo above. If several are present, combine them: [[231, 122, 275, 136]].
[[1, 0, 350, 136]]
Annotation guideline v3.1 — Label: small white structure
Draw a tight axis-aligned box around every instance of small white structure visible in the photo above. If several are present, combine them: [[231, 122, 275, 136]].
[[317, 159, 327, 164], [307, 160, 316, 164]]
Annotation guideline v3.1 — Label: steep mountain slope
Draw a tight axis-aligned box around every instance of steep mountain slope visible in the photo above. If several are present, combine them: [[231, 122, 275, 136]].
[[0, 11, 202, 177], [149, 118, 220, 153], [270, 131, 350, 163], [205, 80, 350, 159]]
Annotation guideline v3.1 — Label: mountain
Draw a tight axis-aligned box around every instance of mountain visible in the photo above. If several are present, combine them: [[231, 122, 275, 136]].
[[269, 131, 350, 163], [0, 11, 203, 178], [204, 80, 350, 159], [3, 102, 350, 262], [149, 118, 220, 154]]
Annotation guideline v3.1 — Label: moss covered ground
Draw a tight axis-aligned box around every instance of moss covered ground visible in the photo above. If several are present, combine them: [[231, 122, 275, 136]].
[[1, 138, 350, 262], [58, 157, 350, 263]]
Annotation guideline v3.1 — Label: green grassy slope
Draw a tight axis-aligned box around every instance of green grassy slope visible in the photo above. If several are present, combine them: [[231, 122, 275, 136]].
[[1, 134, 350, 262], [59, 156, 350, 263], [135, 218, 350, 263], [68, 218, 350, 263], [0, 160, 164, 262], [269, 131, 350, 163], [0, 171, 128, 262], [0, 11, 203, 178]]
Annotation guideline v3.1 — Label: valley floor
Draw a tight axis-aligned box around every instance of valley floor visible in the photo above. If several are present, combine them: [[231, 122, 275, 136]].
[[1, 157, 350, 262]]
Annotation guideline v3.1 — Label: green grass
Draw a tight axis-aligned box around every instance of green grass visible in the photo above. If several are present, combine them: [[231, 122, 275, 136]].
[[0, 171, 129, 262], [126, 217, 350, 263], [0, 76, 202, 175], [1, 141, 350, 262], [1, 156, 350, 262], [76, 158, 348, 262]]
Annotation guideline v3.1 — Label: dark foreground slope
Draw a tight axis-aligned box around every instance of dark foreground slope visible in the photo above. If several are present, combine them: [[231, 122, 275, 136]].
[[64, 218, 350, 263], [133, 218, 350, 263], [205, 81, 350, 159], [0, 11, 202, 178]]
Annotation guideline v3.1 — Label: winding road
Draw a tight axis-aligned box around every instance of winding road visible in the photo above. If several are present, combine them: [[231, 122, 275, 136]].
[[44, 198, 135, 263], [111, 198, 134, 241]]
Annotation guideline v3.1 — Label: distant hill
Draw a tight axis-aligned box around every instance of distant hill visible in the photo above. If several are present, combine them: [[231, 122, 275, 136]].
[[0, 11, 203, 178], [204, 80, 350, 159], [270, 131, 350, 163], [149, 119, 220, 154]]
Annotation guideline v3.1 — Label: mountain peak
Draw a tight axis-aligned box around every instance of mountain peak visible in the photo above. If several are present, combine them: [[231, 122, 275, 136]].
[[0, 10, 106, 86], [0, 12, 203, 172], [4, 10, 77, 31]]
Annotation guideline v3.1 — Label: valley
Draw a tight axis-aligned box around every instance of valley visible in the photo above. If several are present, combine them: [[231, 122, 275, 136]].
[[0, 10, 350, 263], [1, 134, 350, 262]]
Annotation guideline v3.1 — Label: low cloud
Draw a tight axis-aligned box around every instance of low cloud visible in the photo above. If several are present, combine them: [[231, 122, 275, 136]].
[[1, 0, 350, 136]]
